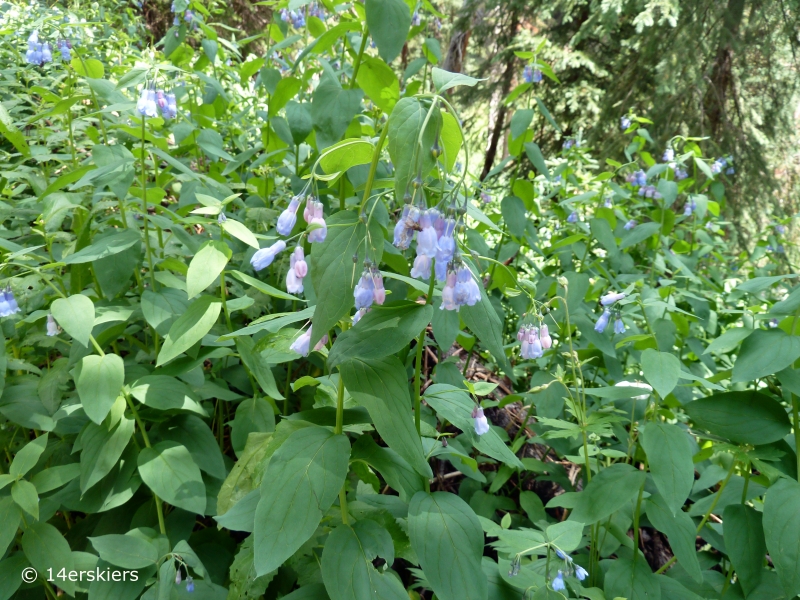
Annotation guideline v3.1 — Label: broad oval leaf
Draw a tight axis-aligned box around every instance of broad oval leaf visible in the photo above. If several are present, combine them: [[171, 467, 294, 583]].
[[186, 240, 231, 299], [732, 329, 800, 383], [640, 349, 680, 399], [567, 463, 645, 525], [75, 354, 125, 424], [763, 478, 800, 598], [641, 422, 694, 515], [89, 534, 158, 569], [684, 390, 791, 445], [156, 296, 222, 366], [137, 441, 207, 514], [51, 294, 95, 347]]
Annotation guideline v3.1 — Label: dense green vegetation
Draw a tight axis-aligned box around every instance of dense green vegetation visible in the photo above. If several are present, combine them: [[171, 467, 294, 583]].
[[0, 1, 798, 600]]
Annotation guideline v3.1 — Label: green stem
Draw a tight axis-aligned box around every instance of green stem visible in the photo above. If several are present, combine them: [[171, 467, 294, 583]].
[[794, 394, 800, 481], [349, 25, 369, 89], [335, 374, 348, 524], [414, 261, 437, 436], [696, 460, 736, 535], [284, 361, 293, 415], [220, 270, 233, 331], [654, 555, 677, 575], [140, 118, 157, 291], [631, 481, 645, 564], [359, 124, 390, 214], [125, 394, 166, 535]]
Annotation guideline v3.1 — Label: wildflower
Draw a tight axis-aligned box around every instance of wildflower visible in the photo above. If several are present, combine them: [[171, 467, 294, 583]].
[[175, 570, 182, 585], [287, 248, 306, 292], [624, 219, 637, 230], [277, 196, 301, 236], [435, 218, 456, 281], [711, 159, 724, 174], [769, 318, 779, 328], [532, 69, 542, 83], [250, 240, 286, 271], [567, 211, 578, 223], [352, 308, 369, 325], [563, 139, 574, 150], [683, 199, 697, 216], [600, 292, 625, 306], [218, 212, 226, 224], [354, 270, 376, 309], [137, 88, 158, 118], [290, 329, 312, 357], [314, 334, 328, 352], [372, 270, 386, 305], [0, 287, 20, 317], [453, 265, 481, 308], [411, 11, 421, 25], [620, 116, 631, 130], [416, 211, 438, 258], [184, 9, 194, 22], [594, 309, 611, 333], [614, 317, 625, 334], [305, 198, 327, 243], [662, 148, 674, 162], [472, 406, 490, 436], [726, 167, 735, 175], [540, 324, 552, 349], [574, 565, 588, 581], [674, 167, 688, 180], [481, 192, 491, 204], [46, 314, 59, 336], [523, 65, 533, 83], [508, 555, 521, 577], [40, 43, 51, 63], [410, 254, 432, 280], [552, 571, 566, 592], [186, 576, 194, 593], [526, 328, 543, 359], [603, 197, 613, 208], [393, 205, 418, 250], [775, 225, 786, 235], [555, 549, 568, 561], [440, 270, 458, 311]]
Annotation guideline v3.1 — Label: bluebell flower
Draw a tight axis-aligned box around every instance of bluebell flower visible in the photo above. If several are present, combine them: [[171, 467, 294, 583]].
[[373, 269, 386, 305], [354, 270, 375, 309], [555, 549, 568, 561], [416, 210, 438, 258], [57, 40, 71, 61], [604, 197, 613, 208], [393, 205, 418, 250], [552, 571, 566, 592], [620, 116, 631, 130], [352, 308, 368, 325], [540, 324, 552, 349], [711, 159, 724, 174], [567, 211, 578, 223], [683, 200, 696, 216], [480, 192, 491, 204], [435, 218, 456, 281], [674, 167, 688, 180], [574, 565, 588, 581], [175, 570, 182, 584], [411, 11, 420, 26], [726, 167, 734, 175], [662, 148, 674, 162], [563, 139, 574, 150], [454, 265, 481, 308], [472, 406, 490, 436], [251, 240, 286, 271], [287, 247, 307, 294], [46, 314, 59, 336], [41, 43, 52, 63], [186, 576, 194, 593], [533, 69, 542, 83], [410, 254, 431, 280], [279, 8, 290, 21], [508, 555, 521, 577], [614, 317, 625, 334], [775, 225, 786, 235], [440, 270, 458, 311], [0, 287, 20, 317], [600, 292, 625, 306], [594, 309, 611, 333], [523, 65, 533, 83], [290, 328, 312, 357], [624, 219, 637, 230], [305, 198, 327, 243], [277, 196, 301, 236]]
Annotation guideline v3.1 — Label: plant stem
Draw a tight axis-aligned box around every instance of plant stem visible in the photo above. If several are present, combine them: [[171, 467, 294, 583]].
[[696, 460, 736, 535], [794, 394, 800, 481], [140, 118, 157, 291], [414, 260, 437, 436], [125, 394, 166, 535], [335, 374, 348, 524], [632, 481, 645, 564], [220, 270, 233, 331], [349, 25, 369, 89]]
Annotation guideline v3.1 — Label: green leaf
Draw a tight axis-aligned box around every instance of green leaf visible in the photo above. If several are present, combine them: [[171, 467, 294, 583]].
[[51, 294, 95, 347], [356, 57, 400, 112], [89, 534, 158, 569], [545, 521, 584, 553], [723, 504, 766, 596], [75, 354, 125, 424], [311, 76, 364, 149], [319, 139, 374, 174], [567, 463, 645, 525], [351, 435, 425, 502], [460, 272, 514, 380], [0, 104, 30, 157], [321, 521, 407, 600], [30, 464, 80, 494], [645, 493, 702, 583], [763, 478, 800, 598], [79, 416, 135, 492], [640, 349, 680, 398], [231, 397, 277, 456], [229, 270, 303, 302], [604, 557, 661, 600], [62, 229, 140, 264], [222, 219, 260, 249], [129, 375, 206, 415], [186, 241, 231, 299], [387, 97, 441, 203], [11, 480, 38, 519], [408, 491, 488, 600], [684, 390, 791, 445], [10, 433, 48, 478], [158, 415, 226, 480], [523, 142, 550, 180], [71, 57, 104, 78], [620, 222, 661, 249], [329, 302, 432, 368], [732, 329, 800, 383], [137, 441, 206, 514], [254, 426, 350, 575], [703, 327, 753, 355], [141, 288, 189, 336], [0, 497, 20, 558], [424, 384, 523, 468], [641, 422, 693, 515], [21, 522, 76, 595], [339, 356, 432, 478], [309, 211, 382, 348], [0, 555, 27, 600], [365, 0, 411, 63], [156, 296, 222, 366], [431, 68, 485, 93]]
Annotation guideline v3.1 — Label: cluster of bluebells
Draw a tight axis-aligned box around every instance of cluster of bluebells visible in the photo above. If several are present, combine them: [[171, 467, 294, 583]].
[[711, 155, 734, 175], [662, 147, 688, 180], [550, 549, 588, 590], [517, 324, 552, 360], [523, 65, 542, 84], [683, 198, 697, 216], [137, 87, 178, 120], [353, 263, 386, 312], [626, 170, 661, 199], [171, 1, 197, 28], [174, 570, 194, 593], [440, 264, 481, 311], [286, 247, 307, 294], [290, 326, 328, 357], [594, 292, 626, 334], [280, 8, 306, 27], [0, 287, 20, 318], [620, 116, 631, 130], [25, 31, 69, 66]]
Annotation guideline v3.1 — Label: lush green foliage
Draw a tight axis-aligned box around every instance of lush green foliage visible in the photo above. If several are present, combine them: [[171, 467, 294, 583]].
[[0, 1, 798, 600]]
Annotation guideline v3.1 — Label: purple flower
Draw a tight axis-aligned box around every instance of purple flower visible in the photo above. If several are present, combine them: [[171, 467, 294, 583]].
[[175, 570, 182, 585], [552, 571, 565, 592], [277, 196, 301, 236], [435, 219, 456, 281], [683, 199, 697, 216], [662, 148, 674, 162], [46, 314, 59, 336], [0, 288, 20, 317], [567, 211, 578, 223], [218, 212, 226, 224], [594, 309, 611, 333], [440, 270, 458, 311], [410, 254, 432, 280], [251, 240, 286, 271], [523, 65, 533, 83], [373, 270, 386, 305], [620, 116, 631, 130], [555, 549, 568, 561], [624, 219, 637, 230], [540, 324, 552, 349], [533, 69, 542, 83], [574, 565, 588, 581], [393, 205, 418, 249], [352, 308, 369, 325], [416, 211, 438, 258], [726, 167, 734, 175], [600, 292, 625, 306], [480, 192, 491, 204], [614, 317, 625, 334], [675, 167, 688, 180], [454, 266, 481, 308], [354, 271, 375, 309], [472, 406, 490, 436], [305, 198, 327, 243], [603, 197, 613, 208], [290, 328, 312, 357], [186, 576, 194, 593], [775, 225, 786, 235]]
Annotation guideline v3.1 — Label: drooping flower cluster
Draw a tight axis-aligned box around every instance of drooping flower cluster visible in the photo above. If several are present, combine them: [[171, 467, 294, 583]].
[[308, 3, 326, 19], [303, 197, 327, 243], [517, 324, 552, 360], [286, 247, 307, 294], [594, 291, 626, 333], [711, 156, 733, 175], [280, 8, 306, 27], [552, 549, 588, 587], [290, 326, 328, 357], [0, 287, 20, 318], [137, 87, 177, 120], [620, 116, 631, 130], [472, 406, 490, 435], [683, 199, 697, 216], [276, 195, 301, 236], [25, 32, 52, 66], [523, 65, 542, 84], [251, 240, 286, 271], [441, 264, 481, 311], [624, 219, 637, 230], [353, 264, 386, 310]]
